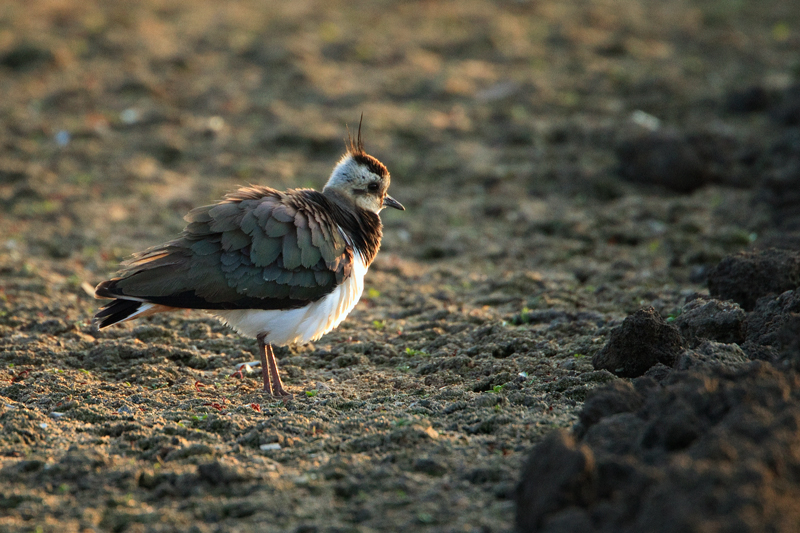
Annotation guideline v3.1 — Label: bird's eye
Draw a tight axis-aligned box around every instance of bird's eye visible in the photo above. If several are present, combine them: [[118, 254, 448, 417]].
[[367, 182, 380, 192]]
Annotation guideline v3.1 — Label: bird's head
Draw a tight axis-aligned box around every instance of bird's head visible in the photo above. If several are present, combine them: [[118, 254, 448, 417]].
[[322, 121, 404, 214]]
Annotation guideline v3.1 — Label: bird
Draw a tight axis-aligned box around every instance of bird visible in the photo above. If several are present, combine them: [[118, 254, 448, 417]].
[[93, 120, 403, 397]]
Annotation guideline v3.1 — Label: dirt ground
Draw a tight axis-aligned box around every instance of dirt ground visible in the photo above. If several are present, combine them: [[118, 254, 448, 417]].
[[1, 1, 799, 532]]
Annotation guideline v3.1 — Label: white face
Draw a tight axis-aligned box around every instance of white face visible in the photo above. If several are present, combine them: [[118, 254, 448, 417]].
[[324, 155, 398, 214]]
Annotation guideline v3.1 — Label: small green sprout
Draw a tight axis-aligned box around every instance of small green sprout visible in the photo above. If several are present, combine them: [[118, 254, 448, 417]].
[[773, 22, 790, 41], [417, 512, 434, 524], [306, 390, 318, 398], [511, 307, 533, 325]]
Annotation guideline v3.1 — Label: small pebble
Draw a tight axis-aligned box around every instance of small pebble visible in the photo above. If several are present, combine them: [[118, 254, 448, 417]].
[[54, 130, 70, 147], [207, 116, 225, 132], [630, 110, 661, 131], [120, 108, 139, 124]]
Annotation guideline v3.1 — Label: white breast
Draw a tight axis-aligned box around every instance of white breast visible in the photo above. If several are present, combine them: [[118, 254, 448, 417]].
[[215, 251, 368, 346]]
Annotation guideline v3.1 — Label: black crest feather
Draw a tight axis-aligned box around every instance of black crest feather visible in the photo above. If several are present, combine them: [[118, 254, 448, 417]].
[[347, 113, 365, 156]]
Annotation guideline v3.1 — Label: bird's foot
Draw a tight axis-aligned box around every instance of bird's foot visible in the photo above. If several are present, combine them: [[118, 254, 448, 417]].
[[262, 382, 293, 399]]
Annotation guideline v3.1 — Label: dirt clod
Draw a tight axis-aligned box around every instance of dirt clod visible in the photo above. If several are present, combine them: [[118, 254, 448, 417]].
[[675, 340, 750, 371], [675, 297, 746, 346], [515, 430, 596, 533], [517, 363, 800, 533], [708, 249, 800, 310], [616, 130, 752, 192], [576, 380, 643, 437], [592, 308, 683, 377], [743, 289, 800, 365]]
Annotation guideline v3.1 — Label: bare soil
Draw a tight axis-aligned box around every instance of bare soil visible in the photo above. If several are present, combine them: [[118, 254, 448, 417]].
[[1, 1, 799, 532]]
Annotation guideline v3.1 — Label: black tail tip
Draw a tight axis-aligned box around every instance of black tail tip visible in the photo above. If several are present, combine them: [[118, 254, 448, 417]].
[[94, 299, 142, 329]]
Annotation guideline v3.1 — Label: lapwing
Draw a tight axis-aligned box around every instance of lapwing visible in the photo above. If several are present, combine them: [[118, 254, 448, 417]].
[[94, 121, 403, 396]]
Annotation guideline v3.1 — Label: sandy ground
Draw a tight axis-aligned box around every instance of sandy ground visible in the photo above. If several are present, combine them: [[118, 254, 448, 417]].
[[1, 0, 799, 531]]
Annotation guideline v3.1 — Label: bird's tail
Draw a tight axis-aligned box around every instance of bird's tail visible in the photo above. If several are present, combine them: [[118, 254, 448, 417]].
[[93, 279, 171, 328], [94, 298, 156, 329]]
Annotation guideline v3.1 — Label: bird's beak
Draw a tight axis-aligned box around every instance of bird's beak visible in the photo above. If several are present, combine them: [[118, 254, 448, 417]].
[[383, 195, 405, 211]]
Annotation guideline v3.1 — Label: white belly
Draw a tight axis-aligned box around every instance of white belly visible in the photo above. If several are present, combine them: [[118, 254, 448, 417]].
[[215, 253, 367, 345]]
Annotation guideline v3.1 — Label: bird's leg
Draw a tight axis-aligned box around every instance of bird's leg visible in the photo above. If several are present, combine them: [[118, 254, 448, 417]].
[[264, 344, 291, 397], [257, 334, 273, 395]]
